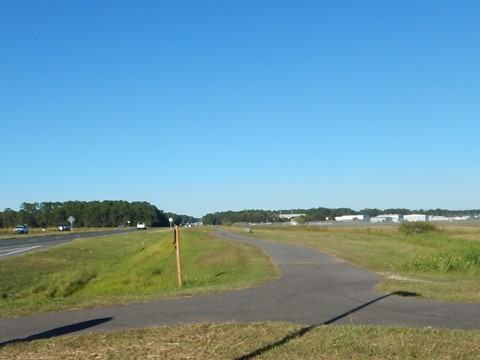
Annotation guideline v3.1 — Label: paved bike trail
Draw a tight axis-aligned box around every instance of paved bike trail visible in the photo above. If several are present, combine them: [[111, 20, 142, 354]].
[[1, 230, 479, 345]]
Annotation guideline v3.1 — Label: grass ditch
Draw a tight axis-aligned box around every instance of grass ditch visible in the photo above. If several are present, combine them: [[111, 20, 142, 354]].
[[0, 228, 280, 317]]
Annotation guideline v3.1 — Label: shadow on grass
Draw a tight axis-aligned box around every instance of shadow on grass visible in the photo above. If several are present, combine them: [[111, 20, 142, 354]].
[[0, 317, 113, 347], [394, 291, 420, 297], [235, 291, 416, 360]]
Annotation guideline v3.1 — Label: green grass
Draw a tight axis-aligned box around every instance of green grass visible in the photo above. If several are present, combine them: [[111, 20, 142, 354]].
[[235, 224, 480, 303], [0, 228, 279, 317], [1, 323, 479, 359]]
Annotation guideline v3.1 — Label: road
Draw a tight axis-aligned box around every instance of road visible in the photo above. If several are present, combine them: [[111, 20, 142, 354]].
[[0, 229, 479, 345], [0, 230, 133, 259]]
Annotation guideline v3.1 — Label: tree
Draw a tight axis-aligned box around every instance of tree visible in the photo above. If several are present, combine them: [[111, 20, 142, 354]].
[[0, 200, 173, 229], [1, 208, 17, 227], [19, 202, 39, 227]]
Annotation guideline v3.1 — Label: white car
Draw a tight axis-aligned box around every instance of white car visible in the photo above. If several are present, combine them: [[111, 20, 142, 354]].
[[13, 225, 29, 234], [136, 222, 147, 230]]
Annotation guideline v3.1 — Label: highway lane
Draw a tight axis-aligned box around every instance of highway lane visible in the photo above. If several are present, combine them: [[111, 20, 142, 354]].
[[0, 230, 134, 259]]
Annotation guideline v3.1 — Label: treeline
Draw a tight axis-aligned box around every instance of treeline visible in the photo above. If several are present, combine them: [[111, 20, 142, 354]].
[[0, 201, 177, 228], [202, 210, 280, 225], [201, 207, 480, 225]]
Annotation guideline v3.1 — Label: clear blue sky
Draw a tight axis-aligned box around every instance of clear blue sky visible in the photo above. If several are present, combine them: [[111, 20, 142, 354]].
[[1, 1, 479, 218]]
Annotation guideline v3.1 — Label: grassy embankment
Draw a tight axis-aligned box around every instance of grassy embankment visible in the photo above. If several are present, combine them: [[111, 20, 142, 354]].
[[237, 221, 480, 303], [0, 227, 279, 318]]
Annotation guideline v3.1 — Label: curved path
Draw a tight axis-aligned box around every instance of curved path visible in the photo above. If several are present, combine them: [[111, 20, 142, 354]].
[[1, 230, 479, 345]]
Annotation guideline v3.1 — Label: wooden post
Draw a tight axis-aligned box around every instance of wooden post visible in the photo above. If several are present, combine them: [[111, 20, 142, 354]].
[[174, 225, 182, 287]]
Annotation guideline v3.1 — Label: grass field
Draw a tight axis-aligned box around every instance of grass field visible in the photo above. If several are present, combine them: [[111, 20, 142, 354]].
[[1, 224, 479, 359]]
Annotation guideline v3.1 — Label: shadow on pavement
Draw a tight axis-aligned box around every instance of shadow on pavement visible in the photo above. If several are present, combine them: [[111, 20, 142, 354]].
[[0, 317, 113, 347], [235, 291, 414, 360], [0, 291, 422, 352]]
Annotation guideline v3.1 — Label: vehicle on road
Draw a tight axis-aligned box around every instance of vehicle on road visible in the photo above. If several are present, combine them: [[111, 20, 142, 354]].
[[58, 224, 71, 231], [13, 225, 29, 234], [137, 222, 147, 230]]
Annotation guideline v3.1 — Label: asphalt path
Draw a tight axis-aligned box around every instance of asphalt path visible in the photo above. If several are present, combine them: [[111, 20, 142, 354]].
[[0, 230, 134, 259], [1, 229, 479, 346]]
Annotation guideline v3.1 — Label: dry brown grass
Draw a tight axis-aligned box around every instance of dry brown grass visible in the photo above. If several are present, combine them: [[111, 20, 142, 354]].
[[1, 323, 479, 359]]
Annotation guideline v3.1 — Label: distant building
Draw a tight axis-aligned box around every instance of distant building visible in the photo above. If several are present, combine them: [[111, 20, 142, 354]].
[[335, 215, 370, 222], [452, 216, 470, 221], [279, 213, 306, 220], [371, 214, 404, 223], [404, 214, 430, 222], [429, 216, 450, 222]]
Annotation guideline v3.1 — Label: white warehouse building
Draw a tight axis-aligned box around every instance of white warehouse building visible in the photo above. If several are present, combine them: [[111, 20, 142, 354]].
[[404, 214, 430, 222], [335, 215, 370, 222], [371, 214, 404, 223], [278, 213, 306, 220]]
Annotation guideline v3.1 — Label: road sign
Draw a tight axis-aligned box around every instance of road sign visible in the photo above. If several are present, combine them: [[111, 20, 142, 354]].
[[68, 216, 75, 231]]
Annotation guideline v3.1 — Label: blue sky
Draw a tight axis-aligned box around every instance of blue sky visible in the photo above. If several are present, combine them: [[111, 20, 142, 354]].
[[1, 1, 479, 218]]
